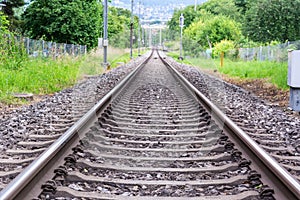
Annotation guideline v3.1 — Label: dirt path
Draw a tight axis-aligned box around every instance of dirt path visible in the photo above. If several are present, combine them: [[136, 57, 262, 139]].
[[223, 77, 289, 107]]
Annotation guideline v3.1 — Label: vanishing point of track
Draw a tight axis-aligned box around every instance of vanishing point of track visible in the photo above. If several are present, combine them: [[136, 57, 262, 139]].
[[0, 50, 300, 199]]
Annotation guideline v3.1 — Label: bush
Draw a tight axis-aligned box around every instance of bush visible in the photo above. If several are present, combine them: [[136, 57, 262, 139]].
[[213, 39, 235, 57], [183, 36, 204, 57], [0, 34, 28, 70], [184, 15, 242, 49], [0, 12, 9, 34], [1, 14, 28, 70]]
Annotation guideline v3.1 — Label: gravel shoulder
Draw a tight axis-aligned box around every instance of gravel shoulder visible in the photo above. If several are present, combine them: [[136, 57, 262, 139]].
[[0, 56, 299, 150], [193, 67, 299, 118], [0, 55, 148, 152], [167, 59, 300, 156]]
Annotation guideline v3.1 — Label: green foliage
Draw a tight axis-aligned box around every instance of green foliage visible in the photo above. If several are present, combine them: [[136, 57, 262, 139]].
[[0, 47, 131, 103], [238, 36, 263, 48], [0, 33, 28, 71], [1, 0, 25, 32], [186, 57, 288, 90], [234, 0, 250, 14], [169, 1, 242, 54], [218, 60, 288, 89], [168, 0, 241, 34], [0, 57, 81, 100], [109, 48, 145, 68], [108, 7, 138, 48], [0, 16, 27, 70], [183, 36, 204, 56], [168, 6, 199, 33], [163, 28, 180, 43], [213, 39, 235, 57], [164, 40, 179, 51], [22, 0, 102, 50], [0, 12, 9, 33], [1, 14, 27, 72], [22, 1, 136, 50], [184, 15, 242, 49], [244, 0, 300, 43], [110, 28, 130, 48], [108, 7, 130, 36], [201, 0, 241, 21]]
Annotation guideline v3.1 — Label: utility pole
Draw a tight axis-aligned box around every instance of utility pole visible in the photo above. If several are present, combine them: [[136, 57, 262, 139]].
[[194, 0, 197, 11], [138, 0, 141, 56], [149, 28, 152, 48], [159, 27, 162, 47], [130, 0, 134, 59], [103, 0, 109, 69], [179, 13, 184, 60], [142, 26, 144, 47]]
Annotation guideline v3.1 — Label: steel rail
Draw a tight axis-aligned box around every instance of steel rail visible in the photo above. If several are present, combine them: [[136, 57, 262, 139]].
[[158, 51, 300, 199], [2, 50, 300, 199], [0, 52, 153, 200]]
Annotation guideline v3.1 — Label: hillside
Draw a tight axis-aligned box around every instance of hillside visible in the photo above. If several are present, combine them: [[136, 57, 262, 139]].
[[112, 0, 199, 6]]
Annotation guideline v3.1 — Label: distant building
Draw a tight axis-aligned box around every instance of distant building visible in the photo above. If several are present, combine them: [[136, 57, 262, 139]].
[[110, 0, 207, 24]]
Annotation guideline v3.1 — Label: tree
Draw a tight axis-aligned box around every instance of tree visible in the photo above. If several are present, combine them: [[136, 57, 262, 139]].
[[168, 0, 241, 37], [168, 6, 199, 33], [108, 7, 139, 48], [22, 0, 102, 50], [244, 0, 300, 43], [200, 0, 241, 21], [108, 7, 130, 48], [213, 39, 235, 57], [234, 0, 250, 14], [184, 15, 242, 49], [1, 0, 25, 32]]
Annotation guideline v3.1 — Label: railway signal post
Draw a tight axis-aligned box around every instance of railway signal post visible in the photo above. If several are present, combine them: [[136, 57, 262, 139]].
[[130, 0, 134, 59], [103, 0, 109, 70]]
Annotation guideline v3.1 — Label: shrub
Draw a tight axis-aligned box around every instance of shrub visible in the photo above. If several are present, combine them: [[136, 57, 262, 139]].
[[213, 39, 235, 57]]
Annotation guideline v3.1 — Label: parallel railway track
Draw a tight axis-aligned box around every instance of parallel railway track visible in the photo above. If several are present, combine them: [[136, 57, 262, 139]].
[[0, 50, 300, 199]]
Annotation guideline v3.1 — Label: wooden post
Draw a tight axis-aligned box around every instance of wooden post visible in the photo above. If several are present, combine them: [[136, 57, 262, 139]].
[[220, 52, 224, 67]]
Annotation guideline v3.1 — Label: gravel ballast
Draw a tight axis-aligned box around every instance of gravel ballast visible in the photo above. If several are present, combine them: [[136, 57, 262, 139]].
[[166, 57, 300, 157], [0, 54, 148, 153]]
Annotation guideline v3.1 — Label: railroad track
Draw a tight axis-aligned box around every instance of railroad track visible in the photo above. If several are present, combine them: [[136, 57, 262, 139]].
[[168, 59, 300, 184], [0, 50, 300, 199]]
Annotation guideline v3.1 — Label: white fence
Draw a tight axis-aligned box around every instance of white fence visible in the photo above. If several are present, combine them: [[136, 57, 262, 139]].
[[238, 40, 300, 62], [183, 39, 300, 62], [23, 36, 87, 58]]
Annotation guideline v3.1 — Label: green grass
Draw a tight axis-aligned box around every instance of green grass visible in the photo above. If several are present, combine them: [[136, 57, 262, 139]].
[[0, 57, 82, 102], [168, 52, 288, 90], [0, 47, 134, 104], [78, 47, 129, 75], [218, 59, 288, 90], [110, 49, 148, 68], [110, 52, 132, 68]]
